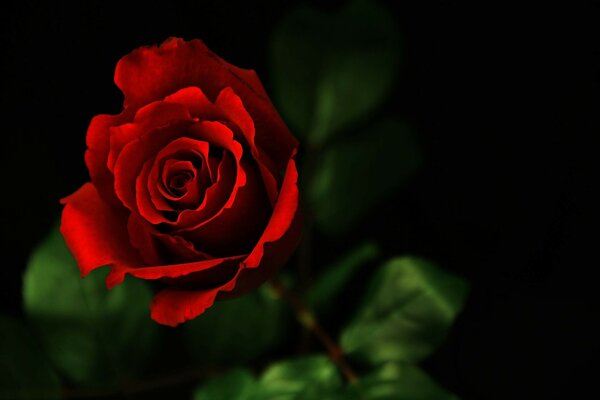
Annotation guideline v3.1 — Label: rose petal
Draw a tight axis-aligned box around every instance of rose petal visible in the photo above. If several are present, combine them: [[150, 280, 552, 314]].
[[108, 101, 191, 172], [173, 121, 245, 228], [106, 248, 243, 289], [221, 199, 302, 299], [178, 158, 271, 256], [164, 86, 221, 119], [150, 266, 240, 327], [128, 213, 215, 264], [160, 159, 201, 208], [60, 183, 143, 277], [148, 138, 211, 214], [127, 212, 163, 265], [85, 110, 133, 208], [220, 156, 301, 298], [161, 160, 196, 196], [115, 37, 263, 108], [131, 255, 242, 282], [244, 155, 299, 269], [162, 154, 229, 227], [113, 120, 191, 213], [150, 287, 219, 327], [154, 138, 210, 205], [136, 121, 243, 228], [134, 99, 192, 127], [159, 233, 215, 261], [136, 159, 169, 224], [114, 37, 298, 171], [215, 87, 280, 204]]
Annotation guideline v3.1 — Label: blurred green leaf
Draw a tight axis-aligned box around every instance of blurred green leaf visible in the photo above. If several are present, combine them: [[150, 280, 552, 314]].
[[309, 118, 420, 235], [193, 369, 258, 400], [341, 257, 469, 365], [185, 285, 287, 364], [308, 242, 380, 315], [0, 315, 61, 400], [22, 227, 159, 385], [270, 0, 400, 144], [258, 355, 342, 400], [353, 362, 459, 399], [191, 358, 459, 400], [192, 356, 344, 400]]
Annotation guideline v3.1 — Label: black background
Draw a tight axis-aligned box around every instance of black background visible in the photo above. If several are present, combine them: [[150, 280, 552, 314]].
[[1, 1, 597, 399]]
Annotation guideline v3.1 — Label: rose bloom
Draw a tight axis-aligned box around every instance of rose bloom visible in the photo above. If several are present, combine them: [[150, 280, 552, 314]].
[[60, 38, 301, 327]]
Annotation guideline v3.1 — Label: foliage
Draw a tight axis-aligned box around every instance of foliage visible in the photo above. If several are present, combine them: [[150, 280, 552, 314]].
[[22, 228, 159, 385], [184, 284, 287, 364], [270, 0, 400, 145], [0, 315, 61, 399], [341, 257, 469, 365]]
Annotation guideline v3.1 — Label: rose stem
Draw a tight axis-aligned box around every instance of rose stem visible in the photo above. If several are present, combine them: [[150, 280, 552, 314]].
[[295, 215, 314, 354], [296, 141, 322, 350], [270, 277, 359, 385]]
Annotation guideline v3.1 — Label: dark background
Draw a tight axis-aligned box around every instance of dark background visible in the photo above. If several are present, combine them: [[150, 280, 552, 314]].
[[1, 1, 597, 399]]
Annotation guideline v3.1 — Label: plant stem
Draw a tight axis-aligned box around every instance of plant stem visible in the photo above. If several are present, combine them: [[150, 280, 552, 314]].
[[270, 277, 359, 385], [295, 141, 322, 352]]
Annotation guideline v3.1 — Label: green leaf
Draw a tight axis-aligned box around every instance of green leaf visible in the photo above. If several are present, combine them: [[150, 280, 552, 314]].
[[309, 118, 420, 235], [0, 315, 61, 400], [190, 356, 459, 400], [258, 355, 343, 400], [308, 242, 381, 315], [354, 362, 460, 399], [22, 226, 159, 385], [193, 369, 259, 400], [270, 0, 400, 144], [341, 257, 469, 365], [185, 285, 287, 364]]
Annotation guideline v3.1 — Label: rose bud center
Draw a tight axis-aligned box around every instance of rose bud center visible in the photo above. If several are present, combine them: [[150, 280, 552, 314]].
[[167, 170, 194, 194], [158, 155, 211, 211]]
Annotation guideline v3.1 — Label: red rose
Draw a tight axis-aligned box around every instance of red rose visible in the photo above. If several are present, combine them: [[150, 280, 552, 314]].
[[60, 38, 301, 327]]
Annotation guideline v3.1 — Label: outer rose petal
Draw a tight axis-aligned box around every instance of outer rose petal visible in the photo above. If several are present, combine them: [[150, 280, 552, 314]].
[[114, 37, 298, 171], [114, 256, 243, 282], [219, 156, 301, 298], [85, 110, 134, 208], [150, 268, 240, 327], [222, 200, 303, 299], [60, 183, 143, 276], [215, 87, 279, 204], [106, 251, 243, 290], [244, 156, 299, 269]]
